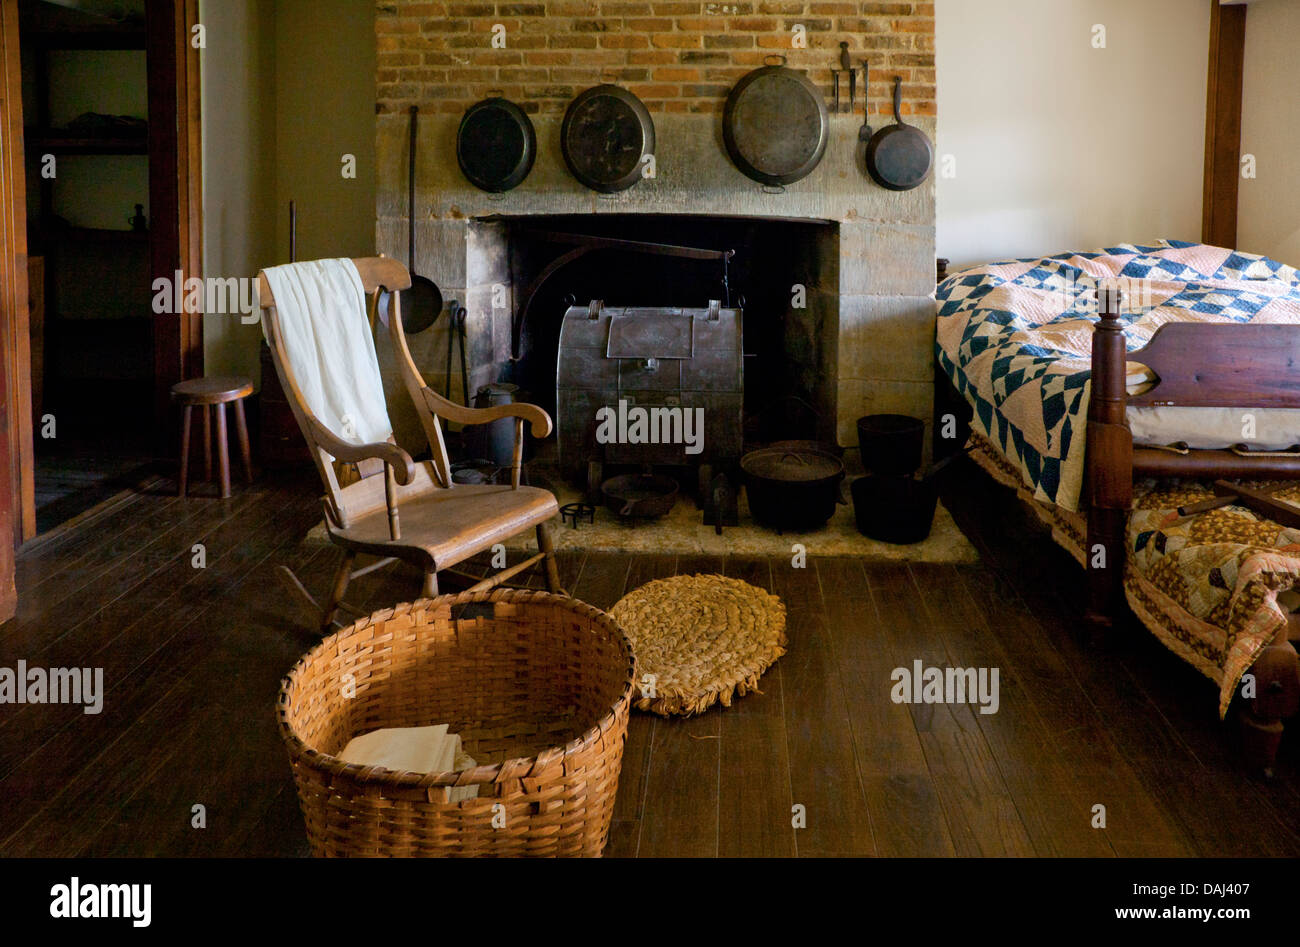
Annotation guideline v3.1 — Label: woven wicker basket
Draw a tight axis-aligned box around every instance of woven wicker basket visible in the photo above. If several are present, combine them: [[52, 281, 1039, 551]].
[[277, 589, 634, 857]]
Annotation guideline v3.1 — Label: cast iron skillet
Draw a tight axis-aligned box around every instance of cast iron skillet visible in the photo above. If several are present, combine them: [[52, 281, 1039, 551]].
[[456, 96, 536, 193], [404, 105, 442, 334], [865, 76, 933, 192], [601, 473, 678, 518], [561, 84, 655, 193], [723, 56, 829, 187]]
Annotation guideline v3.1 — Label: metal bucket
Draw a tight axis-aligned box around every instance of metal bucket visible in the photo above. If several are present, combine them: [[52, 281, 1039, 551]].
[[856, 414, 925, 476]]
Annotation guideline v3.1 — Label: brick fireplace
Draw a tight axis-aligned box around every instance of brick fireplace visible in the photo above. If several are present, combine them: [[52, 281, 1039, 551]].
[[372, 0, 936, 455]]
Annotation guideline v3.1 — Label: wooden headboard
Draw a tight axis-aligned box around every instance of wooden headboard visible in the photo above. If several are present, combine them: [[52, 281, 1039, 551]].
[[1129, 323, 1300, 409]]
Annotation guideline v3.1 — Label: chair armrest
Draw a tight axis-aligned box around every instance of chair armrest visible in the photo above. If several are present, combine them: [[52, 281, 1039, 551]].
[[305, 416, 416, 486], [421, 387, 553, 438]]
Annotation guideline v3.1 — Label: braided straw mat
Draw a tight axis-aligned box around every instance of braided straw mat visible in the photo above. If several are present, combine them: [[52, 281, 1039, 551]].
[[608, 573, 786, 717]]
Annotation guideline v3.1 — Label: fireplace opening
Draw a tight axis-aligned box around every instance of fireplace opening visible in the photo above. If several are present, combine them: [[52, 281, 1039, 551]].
[[472, 214, 839, 484]]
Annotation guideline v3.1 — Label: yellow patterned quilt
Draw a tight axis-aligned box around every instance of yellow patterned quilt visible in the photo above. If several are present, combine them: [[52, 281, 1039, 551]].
[[968, 435, 1299, 717], [1128, 483, 1300, 717]]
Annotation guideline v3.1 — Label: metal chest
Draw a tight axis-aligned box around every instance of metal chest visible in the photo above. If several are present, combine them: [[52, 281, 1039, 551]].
[[556, 299, 744, 481]]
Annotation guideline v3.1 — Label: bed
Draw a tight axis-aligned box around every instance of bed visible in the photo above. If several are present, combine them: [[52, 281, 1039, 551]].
[[934, 240, 1300, 774]]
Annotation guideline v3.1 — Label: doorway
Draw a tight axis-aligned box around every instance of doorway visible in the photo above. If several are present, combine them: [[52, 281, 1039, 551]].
[[14, 0, 201, 538]]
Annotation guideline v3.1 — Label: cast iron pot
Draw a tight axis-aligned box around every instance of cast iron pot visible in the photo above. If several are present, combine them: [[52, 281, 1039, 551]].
[[851, 475, 937, 544], [468, 383, 536, 467], [742, 446, 845, 531], [857, 413, 925, 476], [601, 473, 678, 519], [768, 438, 844, 459], [450, 458, 502, 485]]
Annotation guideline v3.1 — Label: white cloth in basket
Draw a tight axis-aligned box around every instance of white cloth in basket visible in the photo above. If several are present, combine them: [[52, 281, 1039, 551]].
[[339, 724, 479, 801]]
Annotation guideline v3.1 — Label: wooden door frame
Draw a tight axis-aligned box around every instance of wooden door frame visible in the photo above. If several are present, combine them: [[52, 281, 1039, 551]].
[[147, 0, 203, 434], [0, 0, 202, 556], [0, 0, 25, 617]]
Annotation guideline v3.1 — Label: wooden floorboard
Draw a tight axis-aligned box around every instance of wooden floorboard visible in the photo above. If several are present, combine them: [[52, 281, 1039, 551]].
[[571, 552, 645, 859], [0, 486, 306, 788], [606, 554, 676, 851], [772, 561, 876, 856], [1, 466, 1297, 857], [718, 557, 795, 857], [0, 481, 323, 853], [868, 561, 1034, 857], [817, 559, 953, 857], [85, 552, 416, 858], [911, 563, 1114, 857], [636, 708, 721, 858]]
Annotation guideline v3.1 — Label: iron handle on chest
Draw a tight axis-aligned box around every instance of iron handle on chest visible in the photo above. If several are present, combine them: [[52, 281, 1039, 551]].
[[620, 356, 680, 391]]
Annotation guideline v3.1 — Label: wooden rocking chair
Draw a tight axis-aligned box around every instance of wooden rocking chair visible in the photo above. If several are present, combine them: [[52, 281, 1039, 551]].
[[258, 256, 564, 632]]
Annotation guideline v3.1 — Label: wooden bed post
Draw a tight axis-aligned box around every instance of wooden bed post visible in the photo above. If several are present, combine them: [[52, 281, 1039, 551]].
[[1239, 636, 1300, 777], [932, 258, 971, 464], [1202, 0, 1246, 249], [932, 362, 971, 463], [1084, 287, 1133, 635]]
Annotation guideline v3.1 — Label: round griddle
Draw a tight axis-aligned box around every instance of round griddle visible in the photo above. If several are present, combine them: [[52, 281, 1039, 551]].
[[723, 58, 829, 187], [560, 84, 655, 193], [456, 96, 536, 193]]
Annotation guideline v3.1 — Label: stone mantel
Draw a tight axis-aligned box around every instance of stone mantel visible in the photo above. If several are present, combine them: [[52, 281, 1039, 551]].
[[374, 108, 937, 454]]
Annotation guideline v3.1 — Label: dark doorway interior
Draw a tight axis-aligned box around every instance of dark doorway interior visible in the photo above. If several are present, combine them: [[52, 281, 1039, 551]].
[[20, 0, 164, 532]]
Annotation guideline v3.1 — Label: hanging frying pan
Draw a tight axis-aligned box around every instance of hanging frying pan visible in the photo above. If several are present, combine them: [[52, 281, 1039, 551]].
[[456, 95, 536, 193], [404, 105, 442, 334], [560, 84, 655, 193], [723, 56, 828, 187], [865, 76, 933, 192]]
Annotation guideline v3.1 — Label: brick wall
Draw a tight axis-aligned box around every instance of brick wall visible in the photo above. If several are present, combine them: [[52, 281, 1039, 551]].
[[375, 1, 935, 117]]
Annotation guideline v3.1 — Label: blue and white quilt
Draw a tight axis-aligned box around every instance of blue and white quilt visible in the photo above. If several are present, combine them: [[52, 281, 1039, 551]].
[[935, 240, 1300, 511]]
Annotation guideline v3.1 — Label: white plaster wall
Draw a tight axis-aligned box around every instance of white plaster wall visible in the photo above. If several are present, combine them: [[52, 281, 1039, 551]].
[[198, 0, 277, 383], [935, 0, 1211, 268], [1238, 0, 1300, 267], [272, 0, 376, 265], [200, 0, 376, 386]]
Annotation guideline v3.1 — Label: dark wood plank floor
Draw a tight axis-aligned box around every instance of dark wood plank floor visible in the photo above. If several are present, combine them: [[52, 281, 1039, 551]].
[[2, 461, 1299, 857]]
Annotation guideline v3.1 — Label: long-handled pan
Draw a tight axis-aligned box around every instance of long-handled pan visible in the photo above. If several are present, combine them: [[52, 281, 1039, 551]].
[[404, 105, 442, 333], [865, 76, 932, 192]]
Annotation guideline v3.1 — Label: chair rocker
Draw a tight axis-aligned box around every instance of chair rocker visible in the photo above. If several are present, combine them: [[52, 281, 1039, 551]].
[[258, 256, 564, 633]]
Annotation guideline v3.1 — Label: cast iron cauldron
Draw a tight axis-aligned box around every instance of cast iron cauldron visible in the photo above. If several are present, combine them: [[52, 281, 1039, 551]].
[[851, 475, 938, 544], [857, 414, 925, 476], [742, 446, 845, 531]]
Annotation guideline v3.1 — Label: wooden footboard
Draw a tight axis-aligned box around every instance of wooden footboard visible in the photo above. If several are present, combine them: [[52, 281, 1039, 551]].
[[1085, 289, 1300, 774], [1085, 289, 1300, 631], [936, 269, 1300, 772]]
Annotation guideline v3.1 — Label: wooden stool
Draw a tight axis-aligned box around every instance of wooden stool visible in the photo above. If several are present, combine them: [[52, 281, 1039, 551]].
[[171, 376, 254, 498]]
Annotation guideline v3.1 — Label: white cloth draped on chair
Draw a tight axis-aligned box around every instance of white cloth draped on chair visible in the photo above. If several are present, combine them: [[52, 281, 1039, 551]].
[[259, 256, 564, 632], [260, 258, 393, 446]]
